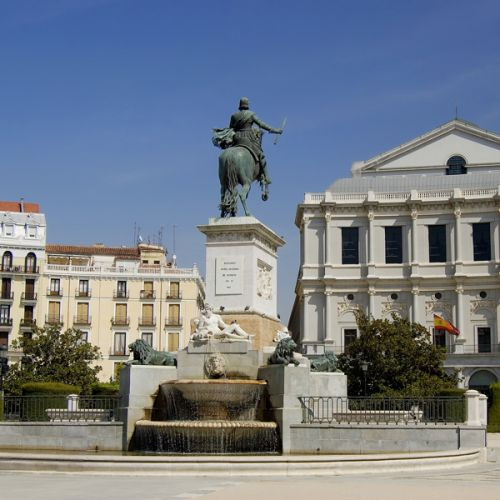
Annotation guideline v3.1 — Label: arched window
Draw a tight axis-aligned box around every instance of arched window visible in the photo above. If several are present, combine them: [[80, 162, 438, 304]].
[[446, 155, 467, 175], [1, 251, 12, 271], [469, 370, 497, 394], [25, 253, 37, 273]]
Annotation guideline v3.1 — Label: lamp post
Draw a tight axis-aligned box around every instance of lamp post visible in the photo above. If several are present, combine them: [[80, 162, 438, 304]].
[[0, 345, 8, 419], [361, 361, 369, 397]]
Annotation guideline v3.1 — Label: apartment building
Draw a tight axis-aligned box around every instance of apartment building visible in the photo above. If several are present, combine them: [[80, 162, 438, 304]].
[[290, 119, 500, 392], [0, 201, 204, 380]]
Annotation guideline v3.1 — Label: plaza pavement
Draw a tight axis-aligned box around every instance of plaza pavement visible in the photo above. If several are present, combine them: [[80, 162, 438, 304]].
[[0, 435, 498, 500]]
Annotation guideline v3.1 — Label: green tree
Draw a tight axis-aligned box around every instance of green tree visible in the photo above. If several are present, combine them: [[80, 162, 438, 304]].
[[337, 313, 456, 397], [4, 325, 102, 395]]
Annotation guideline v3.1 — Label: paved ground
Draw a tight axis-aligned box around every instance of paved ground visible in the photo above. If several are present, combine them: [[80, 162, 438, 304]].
[[1, 463, 499, 500], [0, 435, 498, 500]]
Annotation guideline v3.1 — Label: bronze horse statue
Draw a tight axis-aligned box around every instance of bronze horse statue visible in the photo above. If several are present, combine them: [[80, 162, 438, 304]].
[[218, 133, 269, 218]]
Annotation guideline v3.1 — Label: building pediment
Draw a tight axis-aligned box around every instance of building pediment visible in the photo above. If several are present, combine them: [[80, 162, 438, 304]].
[[352, 119, 500, 175]]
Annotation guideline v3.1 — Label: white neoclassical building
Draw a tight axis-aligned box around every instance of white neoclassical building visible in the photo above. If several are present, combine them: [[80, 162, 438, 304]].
[[289, 119, 500, 390]]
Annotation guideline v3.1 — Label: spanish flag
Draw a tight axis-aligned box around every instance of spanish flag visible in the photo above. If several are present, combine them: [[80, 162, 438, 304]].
[[434, 314, 460, 336]]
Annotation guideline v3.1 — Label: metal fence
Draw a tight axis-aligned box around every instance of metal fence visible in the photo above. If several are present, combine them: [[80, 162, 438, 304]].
[[2, 395, 122, 422], [299, 396, 465, 425]]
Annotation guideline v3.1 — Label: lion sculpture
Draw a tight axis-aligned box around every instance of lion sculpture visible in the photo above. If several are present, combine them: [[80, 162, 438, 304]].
[[268, 337, 300, 366], [127, 339, 176, 366], [310, 352, 337, 372]]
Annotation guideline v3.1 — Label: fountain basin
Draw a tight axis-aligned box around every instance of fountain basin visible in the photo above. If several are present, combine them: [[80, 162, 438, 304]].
[[173, 379, 267, 403], [132, 420, 279, 454]]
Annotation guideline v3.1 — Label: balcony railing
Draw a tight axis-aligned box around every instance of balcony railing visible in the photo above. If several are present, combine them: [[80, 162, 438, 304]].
[[20, 318, 36, 328], [45, 315, 62, 325], [445, 344, 500, 354], [113, 290, 129, 299], [139, 317, 156, 327], [46, 288, 63, 297], [73, 316, 91, 325], [0, 266, 39, 274], [165, 317, 183, 327], [0, 291, 13, 300], [166, 291, 182, 300], [111, 316, 130, 326], [140, 290, 156, 299], [75, 290, 91, 298], [0, 317, 13, 326], [21, 292, 37, 301]]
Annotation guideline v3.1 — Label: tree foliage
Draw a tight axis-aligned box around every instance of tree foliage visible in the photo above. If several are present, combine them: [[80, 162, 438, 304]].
[[337, 313, 457, 397], [4, 325, 102, 395]]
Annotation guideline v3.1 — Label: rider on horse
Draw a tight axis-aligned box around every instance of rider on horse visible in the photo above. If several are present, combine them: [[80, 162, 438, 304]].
[[213, 97, 283, 186], [229, 97, 282, 186]]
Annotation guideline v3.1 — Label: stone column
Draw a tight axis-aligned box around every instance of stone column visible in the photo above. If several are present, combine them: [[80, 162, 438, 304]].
[[454, 205, 462, 263], [479, 393, 488, 426], [324, 291, 335, 347], [411, 288, 419, 324], [367, 209, 375, 266], [464, 389, 481, 427], [455, 285, 464, 337], [368, 287, 376, 317], [410, 207, 418, 264], [324, 211, 332, 266], [302, 215, 311, 266], [301, 292, 314, 343]]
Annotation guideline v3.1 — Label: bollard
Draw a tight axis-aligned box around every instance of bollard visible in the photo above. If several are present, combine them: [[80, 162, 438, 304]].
[[478, 393, 488, 426], [66, 394, 80, 412]]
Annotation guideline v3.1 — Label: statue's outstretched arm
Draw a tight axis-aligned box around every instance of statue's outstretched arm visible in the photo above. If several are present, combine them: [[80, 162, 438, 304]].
[[253, 115, 282, 134]]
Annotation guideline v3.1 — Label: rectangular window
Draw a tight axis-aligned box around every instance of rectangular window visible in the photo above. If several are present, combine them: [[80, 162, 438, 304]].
[[115, 303, 127, 323], [169, 282, 180, 299], [168, 304, 180, 325], [25, 279, 35, 299], [80, 331, 89, 343], [141, 332, 153, 346], [385, 226, 403, 264], [343, 328, 357, 348], [168, 332, 179, 352], [143, 281, 154, 298], [76, 302, 89, 323], [477, 327, 491, 353], [141, 304, 154, 325], [1, 278, 11, 299], [26, 226, 37, 238], [24, 306, 34, 321], [50, 278, 60, 295], [48, 301, 60, 322], [428, 225, 446, 263], [113, 332, 126, 356], [473, 223, 491, 261], [341, 227, 359, 265], [79, 280, 89, 296], [4, 224, 14, 237], [0, 331, 8, 347], [433, 328, 446, 348], [117, 281, 127, 298], [0, 305, 11, 324]]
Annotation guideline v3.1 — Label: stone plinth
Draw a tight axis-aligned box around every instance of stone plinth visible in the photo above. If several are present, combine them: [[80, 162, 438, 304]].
[[197, 216, 285, 320], [177, 342, 265, 380]]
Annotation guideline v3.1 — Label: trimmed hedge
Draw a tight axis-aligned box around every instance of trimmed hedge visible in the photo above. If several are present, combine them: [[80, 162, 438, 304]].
[[437, 388, 466, 397], [91, 383, 119, 396], [488, 383, 500, 433], [21, 382, 81, 395]]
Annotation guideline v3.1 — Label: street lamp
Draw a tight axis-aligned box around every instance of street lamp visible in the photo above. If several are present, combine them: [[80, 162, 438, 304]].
[[0, 345, 8, 393], [361, 361, 369, 397]]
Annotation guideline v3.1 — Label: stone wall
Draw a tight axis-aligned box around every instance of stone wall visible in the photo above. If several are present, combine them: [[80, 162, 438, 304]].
[[289, 424, 486, 454], [0, 422, 122, 451]]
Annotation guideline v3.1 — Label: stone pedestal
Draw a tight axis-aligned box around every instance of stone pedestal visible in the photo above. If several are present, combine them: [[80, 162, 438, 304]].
[[119, 365, 177, 449], [198, 216, 285, 320]]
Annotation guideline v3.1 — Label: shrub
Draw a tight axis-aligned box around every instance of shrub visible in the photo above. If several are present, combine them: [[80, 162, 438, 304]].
[[488, 383, 500, 433], [21, 382, 81, 395], [91, 382, 119, 396], [437, 388, 466, 397]]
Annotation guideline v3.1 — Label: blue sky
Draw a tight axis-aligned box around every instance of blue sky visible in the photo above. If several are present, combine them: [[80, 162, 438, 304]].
[[1, 0, 500, 321]]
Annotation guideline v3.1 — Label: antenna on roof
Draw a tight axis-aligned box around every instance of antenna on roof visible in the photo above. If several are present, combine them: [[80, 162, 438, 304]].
[[455, 106, 458, 120], [158, 226, 164, 247], [133, 222, 137, 246]]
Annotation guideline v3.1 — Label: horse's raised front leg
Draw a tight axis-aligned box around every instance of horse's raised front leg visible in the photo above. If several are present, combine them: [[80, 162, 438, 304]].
[[239, 182, 251, 216]]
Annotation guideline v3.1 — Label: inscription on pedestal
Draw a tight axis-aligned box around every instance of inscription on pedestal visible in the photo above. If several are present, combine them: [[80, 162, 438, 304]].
[[216, 256, 243, 295]]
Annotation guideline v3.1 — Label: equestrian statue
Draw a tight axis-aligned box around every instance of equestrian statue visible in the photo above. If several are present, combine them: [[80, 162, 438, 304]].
[[213, 97, 285, 217]]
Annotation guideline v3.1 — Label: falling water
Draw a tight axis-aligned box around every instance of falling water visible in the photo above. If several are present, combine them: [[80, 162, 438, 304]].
[[130, 380, 279, 454]]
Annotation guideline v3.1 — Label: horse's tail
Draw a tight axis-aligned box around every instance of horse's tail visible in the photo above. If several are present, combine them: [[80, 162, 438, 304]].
[[219, 150, 239, 216]]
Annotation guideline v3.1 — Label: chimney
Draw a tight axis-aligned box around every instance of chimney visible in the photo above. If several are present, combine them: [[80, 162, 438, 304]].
[[20, 197, 25, 212]]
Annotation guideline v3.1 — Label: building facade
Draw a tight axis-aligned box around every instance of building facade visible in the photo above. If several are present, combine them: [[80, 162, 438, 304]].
[[290, 119, 500, 391], [0, 202, 205, 381]]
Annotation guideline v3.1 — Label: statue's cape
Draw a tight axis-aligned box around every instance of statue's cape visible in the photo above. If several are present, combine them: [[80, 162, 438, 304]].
[[212, 127, 235, 149]]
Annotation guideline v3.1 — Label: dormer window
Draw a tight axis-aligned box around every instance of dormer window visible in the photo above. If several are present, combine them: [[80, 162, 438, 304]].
[[446, 155, 467, 175]]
